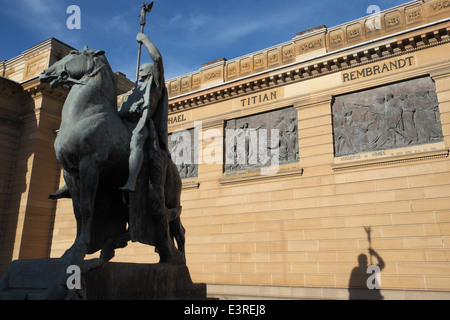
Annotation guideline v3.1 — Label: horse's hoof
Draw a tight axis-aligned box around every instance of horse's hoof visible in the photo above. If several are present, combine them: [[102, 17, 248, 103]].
[[119, 185, 135, 193], [81, 258, 105, 272], [159, 250, 186, 265], [100, 248, 115, 263]]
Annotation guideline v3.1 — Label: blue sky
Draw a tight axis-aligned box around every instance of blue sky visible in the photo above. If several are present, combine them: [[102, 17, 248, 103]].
[[1, 0, 410, 81]]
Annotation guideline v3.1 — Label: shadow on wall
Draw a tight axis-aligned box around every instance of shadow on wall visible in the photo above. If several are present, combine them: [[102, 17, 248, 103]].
[[0, 94, 37, 274], [348, 227, 385, 300]]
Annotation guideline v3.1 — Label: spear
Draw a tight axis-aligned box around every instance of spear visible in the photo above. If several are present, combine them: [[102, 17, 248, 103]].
[[364, 226, 373, 265], [135, 1, 154, 88]]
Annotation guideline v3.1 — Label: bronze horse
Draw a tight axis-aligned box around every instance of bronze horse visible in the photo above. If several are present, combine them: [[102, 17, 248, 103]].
[[40, 47, 185, 266]]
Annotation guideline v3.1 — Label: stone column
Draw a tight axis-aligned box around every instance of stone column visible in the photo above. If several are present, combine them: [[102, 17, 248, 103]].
[[430, 66, 450, 147], [294, 95, 335, 172]]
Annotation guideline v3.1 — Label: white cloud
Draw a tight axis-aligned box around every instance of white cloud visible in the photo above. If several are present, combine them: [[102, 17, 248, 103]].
[[168, 13, 182, 26], [188, 14, 211, 32]]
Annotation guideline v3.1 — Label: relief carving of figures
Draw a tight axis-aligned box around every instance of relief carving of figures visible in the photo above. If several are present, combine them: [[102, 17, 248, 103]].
[[224, 107, 299, 173], [333, 77, 443, 157], [169, 129, 198, 179]]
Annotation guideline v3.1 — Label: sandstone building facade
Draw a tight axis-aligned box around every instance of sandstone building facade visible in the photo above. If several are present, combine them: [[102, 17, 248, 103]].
[[1, 0, 450, 299]]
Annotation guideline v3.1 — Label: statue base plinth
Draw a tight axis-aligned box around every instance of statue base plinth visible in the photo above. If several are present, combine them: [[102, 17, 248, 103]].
[[83, 262, 207, 300], [0, 259, 207, 300]]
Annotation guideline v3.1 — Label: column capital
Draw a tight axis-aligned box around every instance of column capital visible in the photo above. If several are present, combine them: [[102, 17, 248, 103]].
[[293, 94, 334, 110], [430, 65, 450, 80]]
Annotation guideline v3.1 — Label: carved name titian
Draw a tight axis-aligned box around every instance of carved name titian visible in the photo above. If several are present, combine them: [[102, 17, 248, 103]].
[[240, 91, 278, 107]]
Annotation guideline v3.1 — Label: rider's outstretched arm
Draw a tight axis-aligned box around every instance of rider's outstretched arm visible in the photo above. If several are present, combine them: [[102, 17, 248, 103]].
[[136, 33, 163, 85]]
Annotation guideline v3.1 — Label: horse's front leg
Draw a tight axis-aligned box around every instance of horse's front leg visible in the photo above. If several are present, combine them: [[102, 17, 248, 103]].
[[79, 158, 99, 250], [65, 158, 99, 266], [61, 170, 82, 260]]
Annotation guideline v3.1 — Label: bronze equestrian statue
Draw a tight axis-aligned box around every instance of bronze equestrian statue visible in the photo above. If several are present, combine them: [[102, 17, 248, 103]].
[[39, 33, 185, 268]]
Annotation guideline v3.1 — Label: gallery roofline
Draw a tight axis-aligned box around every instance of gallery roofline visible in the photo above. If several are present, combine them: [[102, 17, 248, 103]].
[[165, 0, 450, 101], [170, 17, 449, 100], [167, 19, 450, 112]]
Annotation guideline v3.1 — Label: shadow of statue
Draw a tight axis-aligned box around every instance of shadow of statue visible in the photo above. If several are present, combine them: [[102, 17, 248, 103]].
[[348, 248, 385, 300]]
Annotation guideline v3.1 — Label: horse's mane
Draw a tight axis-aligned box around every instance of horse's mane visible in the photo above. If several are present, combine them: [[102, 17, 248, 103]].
[[94, 54, 117, 90], [89, 51, 118, 108]]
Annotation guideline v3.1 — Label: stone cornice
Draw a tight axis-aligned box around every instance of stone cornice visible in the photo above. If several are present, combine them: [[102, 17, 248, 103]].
[[167, 0, 450, 101], [168, 20, 450, 113], [0, 77, 24, 100], [21, 76, 69, 102]]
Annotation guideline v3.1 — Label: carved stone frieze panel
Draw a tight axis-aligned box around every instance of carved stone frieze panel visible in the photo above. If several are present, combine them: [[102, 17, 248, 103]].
[[227, 62, 239, 78], [169, 128, 198, 179], [332, 77, 443, 157], [430, 0, 450, 13], [347, 24, 363, 42], [385, 11, 401, 29], [240, 58, 253, 74], [254, 54, 266, 70], [268, 49, 281, 67], [329, 29, 344, 47], [224, 107, 299, 173], [405, 4, 423, 24]]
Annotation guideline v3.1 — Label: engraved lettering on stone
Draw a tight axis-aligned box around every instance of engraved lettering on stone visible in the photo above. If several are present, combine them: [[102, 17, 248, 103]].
[[333, 77, 443, 157], [228, 65, 238, 76], [204, 70, 221, 81], [331, 34, 343, 44], [193, 76, 201, 87], [348, 28, 361, 39], [269, 52, 279, 64], [284, 50, 294, 58], [407, 9, 421, 19], [386, 15, 400, 27], [406, 8, 422, 22], [241, 61, 251, 72], [254, 56, 264, 68], [342, 56, 414, 82], [181, 79, 190, 90], [299, 39, 322, 53], [171, 81, 179, 92], [432, 0, 450, 11]]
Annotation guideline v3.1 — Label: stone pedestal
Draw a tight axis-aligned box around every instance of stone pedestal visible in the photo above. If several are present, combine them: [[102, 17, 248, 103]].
[[83, 262, 207, 300], [0, 259, 207, 300]]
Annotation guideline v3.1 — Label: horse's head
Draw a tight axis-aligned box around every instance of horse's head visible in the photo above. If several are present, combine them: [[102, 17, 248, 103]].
[[40, 46, 106, 89]]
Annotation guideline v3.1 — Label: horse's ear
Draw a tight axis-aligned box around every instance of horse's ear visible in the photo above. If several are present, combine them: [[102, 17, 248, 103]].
[[94, 50, 105, 57]]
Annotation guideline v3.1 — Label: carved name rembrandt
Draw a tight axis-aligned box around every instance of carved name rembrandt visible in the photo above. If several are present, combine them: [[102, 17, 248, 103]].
[[342, 56, 414, 82]]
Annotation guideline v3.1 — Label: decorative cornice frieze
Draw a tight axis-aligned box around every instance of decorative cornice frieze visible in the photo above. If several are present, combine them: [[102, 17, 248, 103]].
[[168, 23, 450, 113], [0, 77, 23, 100], [21, 77, 69, 101]]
